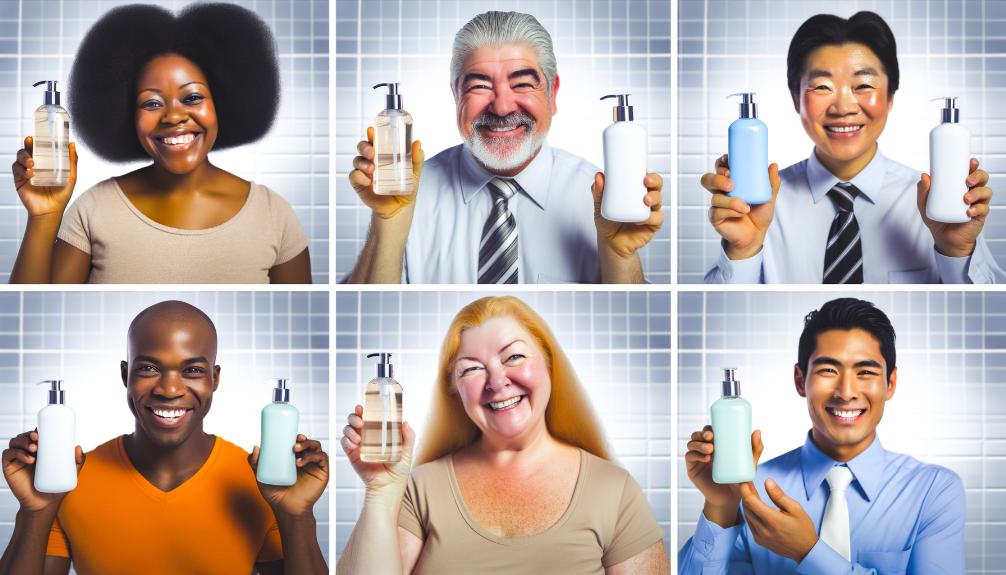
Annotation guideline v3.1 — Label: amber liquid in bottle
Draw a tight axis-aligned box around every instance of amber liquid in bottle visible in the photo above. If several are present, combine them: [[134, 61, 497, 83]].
[[361, 376, 403, 462]]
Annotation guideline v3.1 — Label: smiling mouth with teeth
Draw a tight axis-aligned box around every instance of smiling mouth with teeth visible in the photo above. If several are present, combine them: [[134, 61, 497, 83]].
[[826, 407, 865, 421], [157, 133, 196, 146], [149, 406, 190, 421], [488, 396, 524, 411], [825, 125, 862, 133]]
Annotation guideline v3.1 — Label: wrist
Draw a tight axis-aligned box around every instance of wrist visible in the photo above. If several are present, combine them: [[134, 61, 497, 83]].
[[26, 212, 63, 228], [16, 505, 59, 526], [725, 238, 764, 261], [934, 239, 976, 259], [703, 499, 741, 528]]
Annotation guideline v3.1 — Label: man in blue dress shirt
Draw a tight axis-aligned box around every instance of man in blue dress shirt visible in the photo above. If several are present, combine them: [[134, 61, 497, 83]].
[[345, 11, 665, 284], [703, 11, 1002, 284], [679, 298, 966, 574]]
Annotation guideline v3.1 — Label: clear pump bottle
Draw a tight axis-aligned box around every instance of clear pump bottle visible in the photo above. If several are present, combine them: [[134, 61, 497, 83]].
[[599, 94, 649, 222], [927, 97, 971, 223], [256, 378, 299, 486], [711, 368, 755, 484], [372, 83, 414, 196], [30, 80, 71, 187], [34, 380, 77, 493], [726, 93, 772, 205], [361, 352, 403, 463]]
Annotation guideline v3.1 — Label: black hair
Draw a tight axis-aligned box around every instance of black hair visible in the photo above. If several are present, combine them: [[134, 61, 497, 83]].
[[798, 298, 896, 379], [787, 11, 899, 103], [68, 3, 280, 162]]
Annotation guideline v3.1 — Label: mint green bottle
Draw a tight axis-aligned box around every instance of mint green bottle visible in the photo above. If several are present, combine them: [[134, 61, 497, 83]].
[[711, 368, 755, 484], [256, 378, 299, 486]]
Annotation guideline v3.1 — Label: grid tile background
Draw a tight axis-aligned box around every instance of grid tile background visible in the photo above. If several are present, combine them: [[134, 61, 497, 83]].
[[0, 0, 330, 283], [678, 0, 1006, 282], [0, 291, 331, 568], [334, 290, 672, 562], [677, 291, 1006, 573], [334, 0, 672, 283]]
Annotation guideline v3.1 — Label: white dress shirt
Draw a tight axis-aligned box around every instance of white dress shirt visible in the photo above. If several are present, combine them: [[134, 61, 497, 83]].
[[403, 142, 601, 283], [705, 148, 1004, 283]]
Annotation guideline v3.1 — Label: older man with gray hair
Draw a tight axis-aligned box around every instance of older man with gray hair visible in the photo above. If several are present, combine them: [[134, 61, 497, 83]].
[[347, 11, 664, 284]]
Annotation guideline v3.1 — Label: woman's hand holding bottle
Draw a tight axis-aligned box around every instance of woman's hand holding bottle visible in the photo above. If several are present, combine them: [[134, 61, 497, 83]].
[[341, 405, 415, 507], [12, 136, 77, 219]]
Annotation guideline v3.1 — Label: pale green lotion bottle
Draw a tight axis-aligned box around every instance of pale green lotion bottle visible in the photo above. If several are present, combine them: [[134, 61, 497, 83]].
[[711, 368, 755, 484], [257, 378, 299, 486]]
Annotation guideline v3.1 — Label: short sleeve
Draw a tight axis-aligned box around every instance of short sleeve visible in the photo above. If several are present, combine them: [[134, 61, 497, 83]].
[[56, 191, 94, 254], [255, 520, 284, 563], [398, 474, 424, 539], [266, 187, 309, 265], [45, 516, 71, 558], [601, 473, 665, 568]]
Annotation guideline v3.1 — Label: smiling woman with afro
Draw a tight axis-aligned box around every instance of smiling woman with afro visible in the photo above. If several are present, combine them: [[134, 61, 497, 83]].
[[10, 3, 311, 284]]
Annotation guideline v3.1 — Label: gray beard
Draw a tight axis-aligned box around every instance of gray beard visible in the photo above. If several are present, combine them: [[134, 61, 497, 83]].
[[463, 127, 547, 172]]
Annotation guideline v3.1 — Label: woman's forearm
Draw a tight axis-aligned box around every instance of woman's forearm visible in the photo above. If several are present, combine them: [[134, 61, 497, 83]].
[[0, 508, 59, 575], [336, 498, 404, 575], [10, 214, 61, 283], [275, 512, 327, 575]]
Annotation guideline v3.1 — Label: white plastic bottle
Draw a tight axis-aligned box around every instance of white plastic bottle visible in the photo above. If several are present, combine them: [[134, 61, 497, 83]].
[[34, 380, 77, 493], [927, 97, 971, 223], [600, 94, 649, 222], [30, 80, 71, 187]]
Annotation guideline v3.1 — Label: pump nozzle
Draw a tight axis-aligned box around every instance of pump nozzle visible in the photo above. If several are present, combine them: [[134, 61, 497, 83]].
[[36, 379, 66, 405], [600, 93, 634, 121], [930, 96, 960, 123], [32, 80, 61, 106], [721, 368, 741, 397], [727, 92, 758, 119], [269, 378, 290, 403], [373, 83, 403, 110], [366, 352, 394, 379]]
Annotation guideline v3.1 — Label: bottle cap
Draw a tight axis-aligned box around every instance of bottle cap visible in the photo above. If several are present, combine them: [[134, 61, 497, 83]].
[[373, 83, 403, 110], [367, 352, 394, 379], [32, 80, 61, 106], [721, 368, 742, 397], [600, 94, 634, 122], [727, 92, 758, 119], [270, 378, 290, 403], [37, 379, 65, 405], [931, 96, 960, 124]]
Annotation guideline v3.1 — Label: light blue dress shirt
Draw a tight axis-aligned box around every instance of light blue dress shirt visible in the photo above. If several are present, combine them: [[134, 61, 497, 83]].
[[678, 434, 966, 574], [403, 142, 601, 283], [705, 148, 1004, 283]]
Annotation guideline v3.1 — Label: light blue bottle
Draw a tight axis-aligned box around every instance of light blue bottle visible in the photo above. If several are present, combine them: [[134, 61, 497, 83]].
[[256, 378, 299, 486], [727, 93, 772, 205], [711, 368, 755, 484]]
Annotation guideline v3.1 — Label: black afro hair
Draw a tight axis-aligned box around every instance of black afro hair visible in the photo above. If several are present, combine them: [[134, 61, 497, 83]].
[[68, 3, 280, 163]]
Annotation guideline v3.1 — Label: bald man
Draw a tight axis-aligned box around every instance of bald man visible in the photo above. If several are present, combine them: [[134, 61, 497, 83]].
[[0, 301, 329, 575]]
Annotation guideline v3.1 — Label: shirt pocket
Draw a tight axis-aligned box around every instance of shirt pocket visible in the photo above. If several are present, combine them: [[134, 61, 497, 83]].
[[888, 267, 936, 284], [859, 549, 911, 574]]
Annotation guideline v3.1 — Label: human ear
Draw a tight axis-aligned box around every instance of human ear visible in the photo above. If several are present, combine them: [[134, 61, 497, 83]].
[[885, 367, 897, 400], [212, 365, 221, 392], [794, 363, 807, 397], [121, 360, 128, 387]]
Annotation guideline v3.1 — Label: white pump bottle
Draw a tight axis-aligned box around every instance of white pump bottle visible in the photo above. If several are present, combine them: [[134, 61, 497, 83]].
[[927, 97, 971, 224], [600, 94, 649, 223], [34, 380, 77, 493]]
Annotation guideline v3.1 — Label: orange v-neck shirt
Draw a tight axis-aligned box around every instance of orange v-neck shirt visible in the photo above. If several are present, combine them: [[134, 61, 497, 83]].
[[46, 435, 282, 574]]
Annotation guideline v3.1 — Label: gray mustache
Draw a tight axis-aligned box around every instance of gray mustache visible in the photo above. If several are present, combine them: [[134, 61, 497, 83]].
[[472, 112, 535, 132]]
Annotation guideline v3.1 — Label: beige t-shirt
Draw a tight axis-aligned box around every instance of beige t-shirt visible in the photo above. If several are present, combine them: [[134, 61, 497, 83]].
[[399, 449, 664, 574], [57, 179, 308, 283]]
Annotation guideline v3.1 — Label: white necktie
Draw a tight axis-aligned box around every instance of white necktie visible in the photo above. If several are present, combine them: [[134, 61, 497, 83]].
[[820, 465, 855, 561]]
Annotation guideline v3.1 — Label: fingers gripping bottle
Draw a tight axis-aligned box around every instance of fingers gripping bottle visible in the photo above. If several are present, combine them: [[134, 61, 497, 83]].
[[926, 97, 971, 223], [361, 353, 403, 463], [34, 380, 77, 493], [30, 80, 71, 187], [372, 82, 414, 196], [599, 94, 649, 222], [726, 93, 772, 205], [711, 368, 755, 484], [256, 378, 299, 486]]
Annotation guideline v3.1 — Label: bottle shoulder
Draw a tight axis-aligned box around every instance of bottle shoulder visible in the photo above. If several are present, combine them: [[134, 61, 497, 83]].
[[377, 108, 413, 121], [711, 395, 751, 408]]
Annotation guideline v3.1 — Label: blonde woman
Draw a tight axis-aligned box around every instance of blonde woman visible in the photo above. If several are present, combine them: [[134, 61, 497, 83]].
[[338, 296, 668, 574]]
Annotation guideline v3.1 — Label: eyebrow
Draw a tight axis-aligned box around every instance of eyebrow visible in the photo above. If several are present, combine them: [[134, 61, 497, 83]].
[[133, 355, 210, 366], [461, 72, 492, 86], [811, 356, 883, 369], [806, 68, 879, 81], [455, 339, 527, 365], [137, 81, 208, 94], [508, 68, 540, 84]]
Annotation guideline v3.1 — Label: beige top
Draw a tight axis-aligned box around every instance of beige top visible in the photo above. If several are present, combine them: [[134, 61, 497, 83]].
[[399, 450, 664, 574], [57, 179, 308, 283]]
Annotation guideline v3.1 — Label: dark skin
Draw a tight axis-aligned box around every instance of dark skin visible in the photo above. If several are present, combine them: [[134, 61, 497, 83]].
[[10, 53, 311, 284], [0, 302, 328, 575]]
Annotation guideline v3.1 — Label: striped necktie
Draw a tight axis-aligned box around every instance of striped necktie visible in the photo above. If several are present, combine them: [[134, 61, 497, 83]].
[[478, 178, 519, 284], [823, 182, 864, 284]]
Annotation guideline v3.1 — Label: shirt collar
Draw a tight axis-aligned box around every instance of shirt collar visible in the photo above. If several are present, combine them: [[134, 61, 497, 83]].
[[459, 141, 551, 209], [799, 431, 887, 502], [807, 146, 888, 207]]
